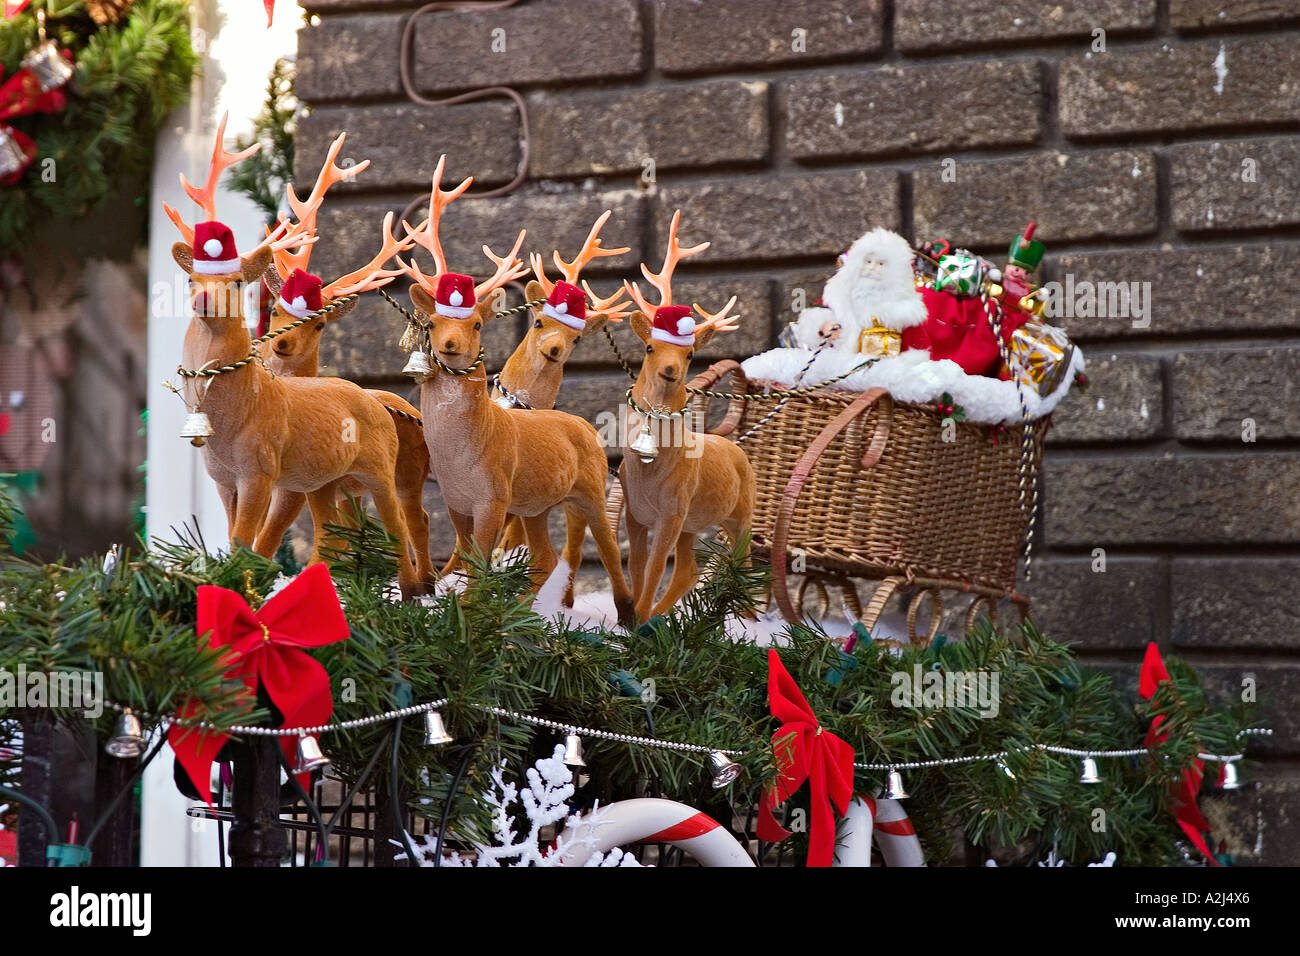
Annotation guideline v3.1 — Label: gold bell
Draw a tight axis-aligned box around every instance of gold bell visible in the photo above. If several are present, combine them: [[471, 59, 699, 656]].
[[1080, 757, 1102, 784], [881, 768, 909, 800], [402, 350, 434, 382], [105, 708, 145, 759], [179, 411, 214, 447], [1219, 761, 1242, 791], [708, 750, 742, 789], [630, 427, 659, 464], [423, 709, 453, 746], [562, 733, 586, 768], [21, 13, 74, 93], [293, 735, 331, 774]]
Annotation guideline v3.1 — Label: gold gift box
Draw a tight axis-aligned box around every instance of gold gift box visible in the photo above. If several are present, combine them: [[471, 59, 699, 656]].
[[857, 319, 902, 359], [1006, 320, 1075, 395]]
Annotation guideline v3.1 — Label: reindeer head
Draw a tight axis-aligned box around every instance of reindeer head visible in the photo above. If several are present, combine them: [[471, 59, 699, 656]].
[[625, 210, 740, 406], [165, 113, 309, 328], [261, 134, 411, 376], [522, 210, 630, 367], [398, 156, 526, 371]]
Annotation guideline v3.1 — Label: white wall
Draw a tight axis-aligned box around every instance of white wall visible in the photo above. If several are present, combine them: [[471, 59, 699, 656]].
[[141, 0, 301, 867]]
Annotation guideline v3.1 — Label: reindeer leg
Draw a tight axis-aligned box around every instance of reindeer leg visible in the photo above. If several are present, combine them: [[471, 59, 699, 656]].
[[560, 506, 586, 608], [635, 515, 683, 624], [650, 532, 700, 617], [231, 476, 274, 553], [305, 484, 345, 564], [216, 482, 238, 541], [358, 473, 419, 599], [625, 510, 650, 613], [470, 500, 508, 575], [395, 467, 433, 586], [254, 489, 306, 559], [442, 508, 474, 576], [520, 511, 556, 594], [498, 515, 527, 558]]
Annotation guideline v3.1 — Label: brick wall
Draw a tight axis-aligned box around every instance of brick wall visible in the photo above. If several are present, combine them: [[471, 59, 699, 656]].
[[294, 0, 1300, 862]]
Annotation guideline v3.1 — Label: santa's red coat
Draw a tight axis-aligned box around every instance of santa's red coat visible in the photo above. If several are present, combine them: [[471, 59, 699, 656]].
[[902, 288, 1032, 378]]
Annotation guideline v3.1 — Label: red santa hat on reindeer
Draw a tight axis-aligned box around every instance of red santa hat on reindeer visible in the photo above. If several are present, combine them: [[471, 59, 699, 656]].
[[651, 304, 696, 346], [192, 221, 241, 275], [543, 280, 588, 330]]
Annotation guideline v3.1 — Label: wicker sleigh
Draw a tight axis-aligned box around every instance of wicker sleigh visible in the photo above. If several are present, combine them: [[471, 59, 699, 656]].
[[679, 360, 1048, 641]]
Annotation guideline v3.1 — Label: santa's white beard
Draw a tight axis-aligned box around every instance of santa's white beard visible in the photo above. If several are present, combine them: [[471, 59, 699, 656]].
[[835, 275, 927, 333]]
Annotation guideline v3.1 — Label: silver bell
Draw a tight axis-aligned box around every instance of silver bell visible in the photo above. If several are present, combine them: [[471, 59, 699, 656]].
[[21, 41, 74, 93], [179, 411, 214, 447], [1080, 757, 1101, 784], [630, 427, 659, 464], [708, 750, 742, 789], [562, 733, 586, 769], [293, 735, 331, 774], [402, 349, 434, 382], [105, 709, 145, 759], [881, 768, 909, 800], [1219, 761, 1242, 791], [0, 126, 27, 179], [423, 709, 453, 746]]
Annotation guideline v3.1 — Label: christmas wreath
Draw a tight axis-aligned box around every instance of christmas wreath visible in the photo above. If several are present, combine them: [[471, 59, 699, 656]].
[[0, 0, 196, 254]]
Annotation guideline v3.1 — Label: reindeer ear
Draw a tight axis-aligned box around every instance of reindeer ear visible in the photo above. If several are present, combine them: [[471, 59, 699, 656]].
[[525, 279, 546, 306], [693, 325, 717, 349], [410, 284, 436, 315], [473, 297, 497, 324], [241, 246, 273, 282], [263, 269, 283, 296], [172, 242, 194, 273], [629, 310, 652, 344], [583, 312, 611, 335], [328, 297, 358, 322]]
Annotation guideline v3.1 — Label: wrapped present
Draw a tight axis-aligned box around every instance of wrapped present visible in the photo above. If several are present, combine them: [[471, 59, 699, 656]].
[[934, 253, 983, 296], [856, 318, 903, 358], [1006, 320, 1075, 395]]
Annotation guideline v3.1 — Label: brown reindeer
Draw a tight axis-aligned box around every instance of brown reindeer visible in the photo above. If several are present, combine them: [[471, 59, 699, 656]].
[[256, 134, 435, 586], [619, 211, 755, 620], [400, 157, 634, 624], [162, 115, 422, 598], [490, 210, 631, 560]]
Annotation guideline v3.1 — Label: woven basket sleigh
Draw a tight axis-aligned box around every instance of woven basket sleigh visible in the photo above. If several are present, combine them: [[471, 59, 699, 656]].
[[672, 360, 1048, 644]]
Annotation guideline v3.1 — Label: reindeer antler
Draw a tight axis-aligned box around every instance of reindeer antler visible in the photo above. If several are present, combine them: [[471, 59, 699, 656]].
[[693, 295, 742, 336], [623, 209, 709, 315], [269, 133, 370, 280], [399, 155, 473, 285], [163, 112, 261, 244], [582, 280, 632, 324], [322, 212, 414, 298], [555, 209, 629, 285], [476, 231, 528, 299]]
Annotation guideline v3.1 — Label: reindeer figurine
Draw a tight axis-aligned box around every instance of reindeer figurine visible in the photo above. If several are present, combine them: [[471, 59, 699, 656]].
[[399, 157, 635, 625], [619, 210, 755, 621], [488, 210, 631, 563], [163, 114, 423, 598], [257, 133, 435, 587]]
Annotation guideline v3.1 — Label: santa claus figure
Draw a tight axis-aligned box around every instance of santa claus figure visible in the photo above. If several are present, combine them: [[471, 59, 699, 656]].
[[794, 227, 928, 357]]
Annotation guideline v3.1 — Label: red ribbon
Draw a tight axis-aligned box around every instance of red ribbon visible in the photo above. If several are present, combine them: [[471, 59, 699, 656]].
[[169, 563, 349, 805], [1139, 642, 1220, 866], [756, 649, 855, 867]]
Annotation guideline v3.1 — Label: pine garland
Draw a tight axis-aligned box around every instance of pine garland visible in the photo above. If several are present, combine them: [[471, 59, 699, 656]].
[[0, 482, 1258, 865], [0, 0, 196, 254]]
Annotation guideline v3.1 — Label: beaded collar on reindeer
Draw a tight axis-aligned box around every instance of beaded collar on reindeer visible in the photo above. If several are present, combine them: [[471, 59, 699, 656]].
[[624, 387, 692, 421], [492, 374, 534, 409]]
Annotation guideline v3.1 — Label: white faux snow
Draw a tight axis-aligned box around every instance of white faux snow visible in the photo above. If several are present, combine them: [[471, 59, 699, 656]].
[[741, 347, 1084, 426]]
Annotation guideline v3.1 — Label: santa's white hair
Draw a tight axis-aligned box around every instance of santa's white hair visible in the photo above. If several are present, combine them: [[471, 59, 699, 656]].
[[794, 227, 928, 351]]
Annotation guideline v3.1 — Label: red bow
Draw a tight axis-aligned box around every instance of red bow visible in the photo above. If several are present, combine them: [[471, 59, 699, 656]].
[[169, 563, 349, 805], [756, 649, 855, 867], [1139, 642, 1220, 866]]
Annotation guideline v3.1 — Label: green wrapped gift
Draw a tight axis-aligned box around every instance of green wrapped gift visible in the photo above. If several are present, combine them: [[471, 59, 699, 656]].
[[934, 253, 982, 296]]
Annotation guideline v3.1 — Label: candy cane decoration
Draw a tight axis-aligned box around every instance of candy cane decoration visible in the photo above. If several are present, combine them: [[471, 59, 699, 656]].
[[559, 798, 755, 868], [833, 796, 925, 867]]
